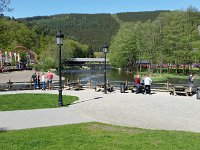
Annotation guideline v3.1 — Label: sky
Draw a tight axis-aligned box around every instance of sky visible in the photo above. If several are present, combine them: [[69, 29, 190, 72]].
[[4, 0, 200, 18]]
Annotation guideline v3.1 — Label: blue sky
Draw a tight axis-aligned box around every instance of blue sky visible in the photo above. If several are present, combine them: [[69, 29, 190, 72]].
[[4, 0, 200, 18]]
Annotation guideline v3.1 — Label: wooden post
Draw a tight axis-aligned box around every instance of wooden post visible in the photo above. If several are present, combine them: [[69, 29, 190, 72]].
[[77, 78, 80, 85], [89, 80, 92, 88], [64, 78, 70, 90], [167, 81, 169, 91], [125, 79, 128, 90], [67, 78, 69, 85], [8, 79, 11, 91], [30, 79, 32, 89]]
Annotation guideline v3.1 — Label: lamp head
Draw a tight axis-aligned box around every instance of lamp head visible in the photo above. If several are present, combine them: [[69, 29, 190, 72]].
[[56, 31, 64, 45], [103, 43, 108, 53]]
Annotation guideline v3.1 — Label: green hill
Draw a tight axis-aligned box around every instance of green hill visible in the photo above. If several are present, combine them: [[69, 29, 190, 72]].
[[116, 10, 169, 22], [19, 11, 168, 51]]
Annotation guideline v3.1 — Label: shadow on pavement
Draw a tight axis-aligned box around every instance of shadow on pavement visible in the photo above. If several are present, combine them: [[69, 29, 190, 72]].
[[70, 97, 103, 105]]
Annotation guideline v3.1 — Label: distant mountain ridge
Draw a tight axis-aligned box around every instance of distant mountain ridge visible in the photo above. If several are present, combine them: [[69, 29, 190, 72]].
[[19, 10, 169, 51]]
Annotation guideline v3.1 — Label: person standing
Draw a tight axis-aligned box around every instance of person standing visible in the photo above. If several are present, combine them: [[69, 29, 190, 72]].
[[134, 75, 140, 94], [188, 73, 194, 94], [41, 73, 46, 90], [31, 72, 37, 90], [47, 70, 53, 90], [144, 74, 152, 95], [37, 72, 40, 89]]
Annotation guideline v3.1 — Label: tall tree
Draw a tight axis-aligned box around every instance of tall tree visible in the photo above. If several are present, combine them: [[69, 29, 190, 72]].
[[109, 7, 200, 74], [109, 23, 138, 70], [0, 0, 13, 15]]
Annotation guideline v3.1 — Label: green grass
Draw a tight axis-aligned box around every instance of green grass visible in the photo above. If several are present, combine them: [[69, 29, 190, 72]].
[[1, 122, 200, 150], [150, 73, 187, 82], [0, 94, 78, 111], [137, 72, 200, 82]]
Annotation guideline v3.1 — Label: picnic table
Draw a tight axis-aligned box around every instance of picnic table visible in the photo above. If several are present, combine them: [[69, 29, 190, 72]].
[[95, 83, 113, 92], [171, 86, 190, 96], [64, 82, 82, 90]]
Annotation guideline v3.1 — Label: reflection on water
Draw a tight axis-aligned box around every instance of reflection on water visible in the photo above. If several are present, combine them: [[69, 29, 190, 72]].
[[62, 67, 200, 86], [62, 67, 134, 84]]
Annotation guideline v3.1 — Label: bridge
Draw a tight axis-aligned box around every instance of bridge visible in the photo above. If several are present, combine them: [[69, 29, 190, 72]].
[[67, 58, 109, 63], [65, 58, 109, 66]]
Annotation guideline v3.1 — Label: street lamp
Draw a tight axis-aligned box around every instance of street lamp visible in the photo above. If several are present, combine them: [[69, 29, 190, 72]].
[[103, 43, 108, 94], [56, 31, 64, 106]]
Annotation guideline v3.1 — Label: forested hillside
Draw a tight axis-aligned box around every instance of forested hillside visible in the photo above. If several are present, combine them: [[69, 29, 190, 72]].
[[20, 11, 165, 51], [2, 8, 200, 73], [21, 14, 119, 51], [116, 10, 169, 22]]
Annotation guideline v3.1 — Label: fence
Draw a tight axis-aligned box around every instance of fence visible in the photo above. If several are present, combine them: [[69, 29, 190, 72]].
[[0, 79, 196, 92]]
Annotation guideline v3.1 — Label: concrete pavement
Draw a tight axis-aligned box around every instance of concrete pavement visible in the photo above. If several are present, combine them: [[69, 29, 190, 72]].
[[0, 89, 200, 133]]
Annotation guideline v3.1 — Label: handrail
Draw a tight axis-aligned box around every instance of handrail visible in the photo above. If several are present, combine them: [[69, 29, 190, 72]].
[[0, 79, 195, 92]]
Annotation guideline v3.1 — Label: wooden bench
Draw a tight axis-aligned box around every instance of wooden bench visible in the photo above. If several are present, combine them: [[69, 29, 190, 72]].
[[64, 82, 83, 90], [171, 86, 190, 96], [95, 83, 113, 92]]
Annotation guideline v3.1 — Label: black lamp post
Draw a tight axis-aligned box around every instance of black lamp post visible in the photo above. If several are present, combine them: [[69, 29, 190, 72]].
[[56, 31, 64, 106], [103, 43, 108, 94]]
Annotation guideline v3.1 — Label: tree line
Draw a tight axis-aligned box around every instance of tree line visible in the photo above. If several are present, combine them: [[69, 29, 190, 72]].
[[0, 17, 94, 70], [1, 1, 200, 74], [109, 7, 200, 74]]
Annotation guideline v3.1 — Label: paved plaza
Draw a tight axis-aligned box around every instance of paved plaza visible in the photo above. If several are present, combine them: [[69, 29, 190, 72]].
[[0, 89, 200, 133]]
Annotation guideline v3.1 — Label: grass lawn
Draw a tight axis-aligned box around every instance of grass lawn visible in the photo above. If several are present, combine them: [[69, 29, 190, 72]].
[[150, 73, 187, 82], [1, 122, 200, 150], [0, 94, 79, 111], [137, 72, 200, 82]]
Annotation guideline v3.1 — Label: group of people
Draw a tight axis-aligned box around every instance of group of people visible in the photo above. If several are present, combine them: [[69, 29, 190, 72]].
[[134, 73, 195, 95], [134, 74, 152, 95], [31, 70, 195, 94], [31, 71, 54, 90]]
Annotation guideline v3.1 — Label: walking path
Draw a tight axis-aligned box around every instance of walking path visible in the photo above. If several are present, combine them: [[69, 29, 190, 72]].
[[0, 89, 200, 133], [0, 70, 61, 83]]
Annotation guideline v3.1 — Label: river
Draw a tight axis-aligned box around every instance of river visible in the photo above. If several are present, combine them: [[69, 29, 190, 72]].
[[62, 67, 200, 87], [62, 67, 133, 85]]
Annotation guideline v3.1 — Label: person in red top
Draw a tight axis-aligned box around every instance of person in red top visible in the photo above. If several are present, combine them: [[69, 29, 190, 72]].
[[47, 70, 53, 90], [134, 74, 140, 94]]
